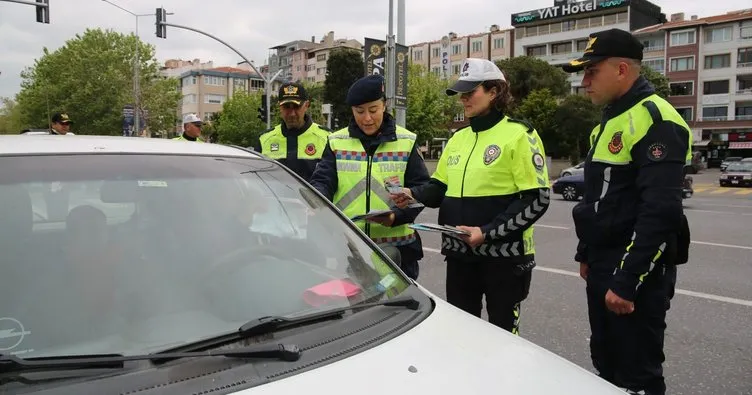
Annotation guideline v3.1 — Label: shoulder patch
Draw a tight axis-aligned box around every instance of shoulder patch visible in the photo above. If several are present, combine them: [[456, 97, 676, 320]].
[[506, 117, 535, 134]]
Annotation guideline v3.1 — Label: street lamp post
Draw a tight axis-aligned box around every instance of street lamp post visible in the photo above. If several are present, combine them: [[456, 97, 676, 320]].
[[100, 0, 171, 137]]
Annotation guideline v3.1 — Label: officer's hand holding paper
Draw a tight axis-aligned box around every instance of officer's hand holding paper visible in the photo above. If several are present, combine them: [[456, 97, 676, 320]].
[[350, 209, 394, 223], [389, 187, 414, 209]]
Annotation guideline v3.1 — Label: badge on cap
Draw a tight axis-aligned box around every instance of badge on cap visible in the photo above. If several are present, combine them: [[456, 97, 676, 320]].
[[608, 132, 624, 154], [484, 145, 501, 165]]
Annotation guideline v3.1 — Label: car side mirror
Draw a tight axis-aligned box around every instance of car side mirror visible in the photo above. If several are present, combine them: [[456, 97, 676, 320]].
[[378, 245, 402, 266]]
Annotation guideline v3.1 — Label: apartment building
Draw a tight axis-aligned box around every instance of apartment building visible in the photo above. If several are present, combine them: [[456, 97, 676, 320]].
[[634, 9, 752, 165], [511, 0, 666, 93], [270, 32, 362, 84], [160, 58, 215, 79], [409, 25, 513, 77], [177, 67, 272, 132]]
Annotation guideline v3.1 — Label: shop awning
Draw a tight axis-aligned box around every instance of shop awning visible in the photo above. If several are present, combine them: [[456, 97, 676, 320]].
[[693, 140, 711, 147], [729, 142, 752, 149]]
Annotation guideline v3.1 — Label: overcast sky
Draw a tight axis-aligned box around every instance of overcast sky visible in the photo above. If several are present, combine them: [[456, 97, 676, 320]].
[[1, 0, 750, 98]]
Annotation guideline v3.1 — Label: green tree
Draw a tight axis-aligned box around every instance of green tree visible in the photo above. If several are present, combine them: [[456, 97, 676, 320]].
[[15, 28, 180, 136], [495, 56, 570, 107], [514, 88, 559, 153], [217, 91, 265, 148], [554, 94, 601, 162], [406, 64, 461, 145], [323, 48, 363, 128], [0, 97, 23, 134], [640, 65, 670, 99]]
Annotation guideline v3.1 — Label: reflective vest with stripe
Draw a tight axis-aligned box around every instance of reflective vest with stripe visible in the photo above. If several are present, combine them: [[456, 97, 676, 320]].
[[259, 124, 329, 160], [172, 135, 204, 142], [328, 127, 417, 247]]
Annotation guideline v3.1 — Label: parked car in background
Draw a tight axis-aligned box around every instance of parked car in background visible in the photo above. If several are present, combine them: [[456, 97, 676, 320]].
[[559, 162, 584, 178], [719, 162, 752, 187], [721, 156, 743, 172], [20, 129, 51, 135], [552, 172, 694, 201]]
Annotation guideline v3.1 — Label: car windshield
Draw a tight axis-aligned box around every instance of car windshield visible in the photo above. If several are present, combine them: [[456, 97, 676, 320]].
[[726, 162, 752, 172], [0, 154, 409, 358]]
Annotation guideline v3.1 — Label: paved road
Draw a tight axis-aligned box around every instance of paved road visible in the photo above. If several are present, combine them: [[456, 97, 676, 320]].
[[409, 181, 752, 395]]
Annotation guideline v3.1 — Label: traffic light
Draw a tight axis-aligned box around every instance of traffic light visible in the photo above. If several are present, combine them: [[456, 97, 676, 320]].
[[35, 0, 49, 24], [257, 95, 267, 123], [155, 8, 167, 38]]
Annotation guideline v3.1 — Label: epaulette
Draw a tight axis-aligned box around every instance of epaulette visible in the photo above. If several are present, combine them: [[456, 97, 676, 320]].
[[506, 117, 535, 134], [317, 124, 332, 132], [260, 126, 275, 134]]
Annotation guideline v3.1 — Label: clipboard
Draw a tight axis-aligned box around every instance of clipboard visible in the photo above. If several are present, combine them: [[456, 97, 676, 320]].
[[350, 209, 393, 222], [409, 223, 470, 236]]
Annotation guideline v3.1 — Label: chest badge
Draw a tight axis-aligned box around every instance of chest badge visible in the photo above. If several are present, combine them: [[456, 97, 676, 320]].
[[608, 132, 623, 154], [483, 144, 501, 165], [305, 143, 317, 156], [270, 143, 280, 152]]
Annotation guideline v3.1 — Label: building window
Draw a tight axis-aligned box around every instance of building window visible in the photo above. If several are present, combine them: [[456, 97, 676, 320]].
[[736, 105, 752, 119], [452, 44, 462, 55], [432, 66, 441, 75], [675, 107, 693, 121], [551, 42, 573, 55], [204, 94, 226, 104], [670, 56, 695, 71], [643, 59, 665, 74], [316, 53, 327, 62], [670, 30, 696, 46], [182, 94, 197, 103], [525, 26, 538, 37], [472, 41, 483, 52], [203, 112, 215, 122], [182, 76, 197, 85], [575, 18, 589, 30], [453, 64, 461, 75], [432, 47, 440, 58], [526, 45, 546, 57], [616, 12, 628, 23], [741, 21, 752, 39], [562, 20, 576, 31], [669, 82, 693, 96], [574, 86, 587, 95], [550, 23, 562, 33], [317, 67, 326, 75], [641, 37, 665, 51], [738, 47, 752, 65], [603, 14, 617, 25], [576, 39, 589, 51], [703, 80, 729, 94], [203, 76, 226, 86], [493, 38, 504, 49], [704, 54, 731, 69], [705, 26, 732, 43], [250, 80, 265, 90], [702, 106, 728, 121], [413, 50, 423, 61]]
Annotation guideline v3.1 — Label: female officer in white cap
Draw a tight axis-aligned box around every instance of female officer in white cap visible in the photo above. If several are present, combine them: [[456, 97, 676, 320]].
[[310, 74, 429, 281], [391, 58, 551, 334]]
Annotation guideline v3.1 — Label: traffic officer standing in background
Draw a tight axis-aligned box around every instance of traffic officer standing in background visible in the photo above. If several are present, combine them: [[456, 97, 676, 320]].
[[391, 58, 551, 334], [562, 28, 692, 395], [174, 114, 204, 142], [257, 82, 330, 182], [49, 112, 75, 135], [309, 75, 429, 281]]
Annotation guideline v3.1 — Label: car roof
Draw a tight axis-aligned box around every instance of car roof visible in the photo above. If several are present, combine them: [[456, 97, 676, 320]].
[[0, 135, 261, 158]]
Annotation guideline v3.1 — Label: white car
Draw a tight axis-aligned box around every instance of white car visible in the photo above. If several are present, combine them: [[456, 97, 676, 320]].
[[559, 162, 584, 178], [0, 135, 625, 394]]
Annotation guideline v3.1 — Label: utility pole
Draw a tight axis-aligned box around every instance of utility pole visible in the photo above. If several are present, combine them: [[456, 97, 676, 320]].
[[101, 0, 171, 137], [386, 0, 396, 116], [155, 10, 282, 127], [396, 0, 406, 127]]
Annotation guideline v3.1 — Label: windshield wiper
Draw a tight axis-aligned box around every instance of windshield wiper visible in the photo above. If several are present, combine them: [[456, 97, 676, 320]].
[[238, 294, 420, 338], [0, 343, 301, 374]]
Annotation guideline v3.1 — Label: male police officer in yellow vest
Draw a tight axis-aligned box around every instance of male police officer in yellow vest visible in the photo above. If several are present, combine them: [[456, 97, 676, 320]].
[[563, 28, 692, 395], [257, 82, 330, 182], [174, 114, 204, 142], [309, 75, 430, 280]]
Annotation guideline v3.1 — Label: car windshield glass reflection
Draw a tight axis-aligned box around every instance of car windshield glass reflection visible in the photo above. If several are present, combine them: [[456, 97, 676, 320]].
[[0, 154, 409, 359]]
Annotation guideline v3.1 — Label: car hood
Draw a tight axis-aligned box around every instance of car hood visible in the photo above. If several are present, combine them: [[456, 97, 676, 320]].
[[239, 288, 623, 395]]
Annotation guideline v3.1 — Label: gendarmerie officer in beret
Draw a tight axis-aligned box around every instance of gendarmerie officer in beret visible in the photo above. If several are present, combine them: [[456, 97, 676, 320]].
[[309, 75, 430, 280]]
